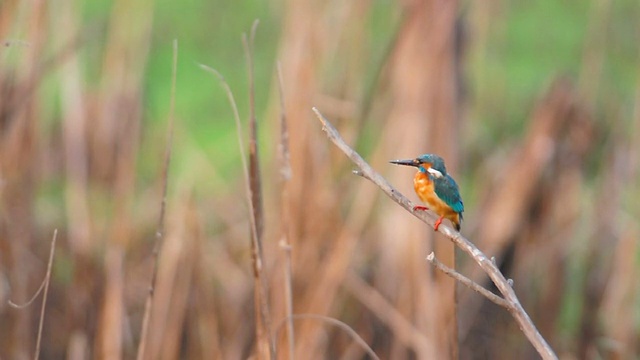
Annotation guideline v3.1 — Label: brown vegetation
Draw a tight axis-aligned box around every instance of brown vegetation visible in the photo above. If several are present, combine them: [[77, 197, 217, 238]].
[[0, 0, 638, 359]]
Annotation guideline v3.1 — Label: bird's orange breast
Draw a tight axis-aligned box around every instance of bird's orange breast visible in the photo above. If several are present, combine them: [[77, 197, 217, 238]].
[[413, 171, 460, 226]]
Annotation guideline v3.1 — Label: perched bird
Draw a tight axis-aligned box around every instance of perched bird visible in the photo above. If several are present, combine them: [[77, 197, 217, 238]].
[[390, 154, 464, 231]]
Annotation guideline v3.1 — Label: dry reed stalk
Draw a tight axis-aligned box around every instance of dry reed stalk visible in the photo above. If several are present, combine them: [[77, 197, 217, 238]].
[[199, 61, 272, 358], [313, 108, 558, 360], [277, 314, 380, 360], [354, 93, 453, 358], [293, 104, 384, 357], [33, 230, 56, 360], [1, 1, 46, 357], [200, 64, 262, 358], [292, 172, 379, 357], [465, 87, 594, 355], [7, 230, 57, 360], [460, 80, 595, 357], [423, 1, 461, 356], [272, 3, 370, 357], [96, 0, 153, 357], [246, 22, 265, 239], [375, 0, 461, 356], [578, 146, 624, 357], [164, 198, 198, 359], [50, 7, 100, 354], [275, 61, 295, 359], [136, 39, 178, 360], [376, 6, 436, 358], [579, 0, 612, 104], [525, 170, 580, 341], [187, 209, 223, 359], [144, 192, 195, 360], [274, 2, 324, 319], [353, 115, 442, 359], [462, 79, 579, 286], [267, 7, 369, 348], [599, 227, 639, 358], [55, 0, 91, 256], [343, 272, 433, 355], [243, 21, 275, 359]]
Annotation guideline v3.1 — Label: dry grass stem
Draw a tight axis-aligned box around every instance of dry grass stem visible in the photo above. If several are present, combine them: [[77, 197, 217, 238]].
[[243, 19, 275, 359], [312, 107, 558, 360], [276, 314, 380, 360], [8, 230, 57, 360], [244, 19, 265, 238], [343, 273, 433, 355], [276, 60, 295, 360], [199, 63, 259, 246], [426, 252, 510, 309], [136, 39, 178, 360], [200, 37, 274, 357], [34, 230, 57, 360]]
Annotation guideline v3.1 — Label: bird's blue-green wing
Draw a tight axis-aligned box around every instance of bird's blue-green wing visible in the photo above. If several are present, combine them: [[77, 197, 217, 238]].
[[434, 175, 464, 215]]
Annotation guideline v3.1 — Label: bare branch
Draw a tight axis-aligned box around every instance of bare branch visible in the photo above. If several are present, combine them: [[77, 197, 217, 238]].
[[311, 107, 558, 360], [426, 252, 510, 309]]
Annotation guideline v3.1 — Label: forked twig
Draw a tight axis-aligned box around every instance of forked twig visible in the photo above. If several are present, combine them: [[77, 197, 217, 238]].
[[311, 107, 558, 360], [426, 252, 510, 309]]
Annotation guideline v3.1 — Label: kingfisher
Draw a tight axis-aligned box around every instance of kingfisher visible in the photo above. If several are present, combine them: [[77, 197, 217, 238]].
[[390, 154, 464, 231]]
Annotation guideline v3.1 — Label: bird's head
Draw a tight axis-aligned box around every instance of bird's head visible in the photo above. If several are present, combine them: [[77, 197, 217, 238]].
[[390, 153, 447, 178]]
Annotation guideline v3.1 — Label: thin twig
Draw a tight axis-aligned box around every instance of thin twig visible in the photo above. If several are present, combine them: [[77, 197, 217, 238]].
[[311, 107, 558, 360], [426, 252, 510, 309], [34, 229, 57, 360], [275, 314, 380, 360], [8, 280, 47, 309], [7, 230, 58, 360], [136, 39, 178, 360]]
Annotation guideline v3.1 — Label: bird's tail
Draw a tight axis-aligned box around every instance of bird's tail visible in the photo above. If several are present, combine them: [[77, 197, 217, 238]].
[[456, 212, 463, 231]]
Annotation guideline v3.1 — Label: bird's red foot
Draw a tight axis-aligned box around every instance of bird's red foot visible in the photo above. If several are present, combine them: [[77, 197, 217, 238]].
[[413, 205, 429, 211], [434, 217, 444, 231]]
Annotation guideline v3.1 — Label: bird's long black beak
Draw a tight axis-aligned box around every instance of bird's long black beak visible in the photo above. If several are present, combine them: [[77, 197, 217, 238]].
[[389, 159, 419, 167]]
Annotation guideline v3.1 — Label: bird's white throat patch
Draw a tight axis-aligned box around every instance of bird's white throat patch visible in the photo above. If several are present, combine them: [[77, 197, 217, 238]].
[[426, 168, 443, 178]]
